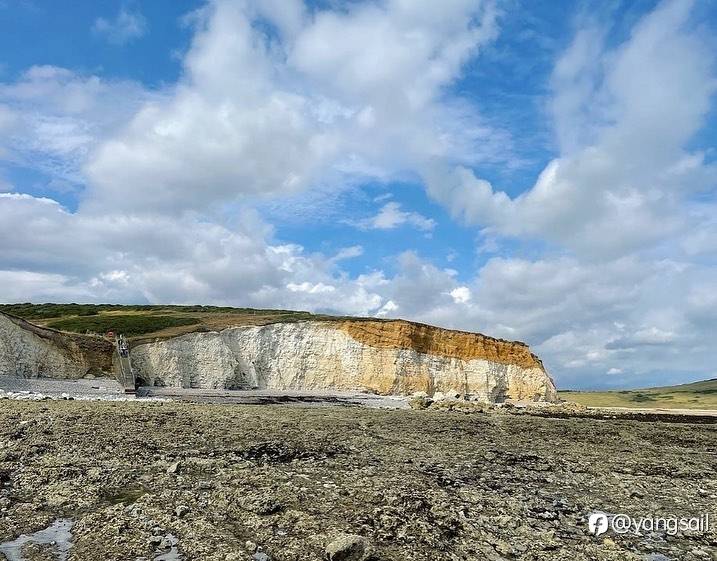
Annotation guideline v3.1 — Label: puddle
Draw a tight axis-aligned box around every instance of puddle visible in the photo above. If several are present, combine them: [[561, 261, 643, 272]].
[[0, 519, 181, 561], [0, 519, 73, 561], [153, 534, 182, 560]]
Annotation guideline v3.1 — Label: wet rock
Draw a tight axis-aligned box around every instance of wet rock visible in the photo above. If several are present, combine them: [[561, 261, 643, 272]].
[[408, 395, 432, 410], [326, 534, 372, 561]]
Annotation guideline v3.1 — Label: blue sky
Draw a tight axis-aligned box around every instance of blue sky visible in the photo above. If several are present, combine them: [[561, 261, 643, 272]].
[[1, 0, 716, 389]]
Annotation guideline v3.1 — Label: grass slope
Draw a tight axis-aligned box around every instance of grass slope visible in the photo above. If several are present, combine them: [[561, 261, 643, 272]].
[[559, 378, 717, 410]]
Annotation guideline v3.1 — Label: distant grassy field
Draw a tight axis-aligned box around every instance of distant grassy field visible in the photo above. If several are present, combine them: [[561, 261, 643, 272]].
[[560, 378, 717, 410]]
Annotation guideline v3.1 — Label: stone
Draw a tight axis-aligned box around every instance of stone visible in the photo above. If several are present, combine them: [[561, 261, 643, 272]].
[[494, 540, 512, 555], [174, 504, 189, 518], [325, 534, 372, 561], [166, 462, 180, 475], [408, 395, 432, 410]]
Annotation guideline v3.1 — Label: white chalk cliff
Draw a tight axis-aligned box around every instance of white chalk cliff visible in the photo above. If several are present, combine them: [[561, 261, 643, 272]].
[[131, 321, 557, 401], [0, 312, 93, 378], [0, 311, 557, 402]]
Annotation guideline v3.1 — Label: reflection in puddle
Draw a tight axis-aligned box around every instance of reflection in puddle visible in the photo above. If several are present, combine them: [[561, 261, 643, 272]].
[[154, 534, 182, 561], [0, 519, 73, 561]]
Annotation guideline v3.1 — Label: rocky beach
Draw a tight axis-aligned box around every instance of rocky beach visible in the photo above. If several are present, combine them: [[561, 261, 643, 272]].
[[0, 400, 714, 561]]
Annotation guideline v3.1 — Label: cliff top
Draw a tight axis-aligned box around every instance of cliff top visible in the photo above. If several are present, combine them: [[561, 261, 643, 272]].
[[0, 303, 543, 368]]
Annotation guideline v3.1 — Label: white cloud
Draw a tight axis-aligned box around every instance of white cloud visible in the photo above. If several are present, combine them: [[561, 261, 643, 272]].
[[0, 192, 384, 315], [0, 66, 150, 187], [92, 7, 147, 45], [354, 202, 436, 232], [83, 0, 502, 214], [425, 0, 716, 258], [376, 299, 399, 317], [450, 286, 471, 304], [331, 246, 364, 262]]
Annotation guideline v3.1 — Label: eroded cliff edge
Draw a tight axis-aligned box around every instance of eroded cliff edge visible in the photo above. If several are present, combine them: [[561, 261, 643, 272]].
[[131, 320, 557, 401], [0, 312, 113, 378]]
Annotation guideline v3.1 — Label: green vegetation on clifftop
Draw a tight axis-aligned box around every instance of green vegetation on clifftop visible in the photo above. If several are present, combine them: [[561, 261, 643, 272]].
[[45, 314, 201, 337], [0, 303, 322, 340]]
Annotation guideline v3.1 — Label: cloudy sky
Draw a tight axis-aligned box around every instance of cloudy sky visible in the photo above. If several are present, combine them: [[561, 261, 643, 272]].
[[1, 0, 716, 389]]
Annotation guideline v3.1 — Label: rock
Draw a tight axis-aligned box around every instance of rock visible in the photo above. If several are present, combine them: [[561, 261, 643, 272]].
[[409, 395, 432, 410], [494, 539, 512, 555], [174, 504, 189, 518], [326, 534, 372, 561], [245, 540, 257, 552], [252, 553, 271, 561], [166, 461, 180, 475]]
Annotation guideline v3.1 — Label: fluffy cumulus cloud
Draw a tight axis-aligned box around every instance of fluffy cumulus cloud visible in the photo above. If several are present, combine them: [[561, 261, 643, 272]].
[[0, 66, 151, 188], [83, 0, 499, 214], [0, 0, 716, 389], [427, 0, 716, 258]]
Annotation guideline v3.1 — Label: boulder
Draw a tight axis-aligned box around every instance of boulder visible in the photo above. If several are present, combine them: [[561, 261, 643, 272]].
[[326, 534, 372, 561]]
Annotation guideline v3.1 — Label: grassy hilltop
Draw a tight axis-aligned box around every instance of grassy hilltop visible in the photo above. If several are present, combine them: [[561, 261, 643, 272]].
[[0, 303, 321, 340], [559, 378, 717, 410]]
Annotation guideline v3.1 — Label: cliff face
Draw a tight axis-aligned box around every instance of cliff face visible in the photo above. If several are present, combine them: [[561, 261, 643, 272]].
[[131, 321, 557, 402], [0, 311, 557, 402], [0, 312, 112, 379]]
